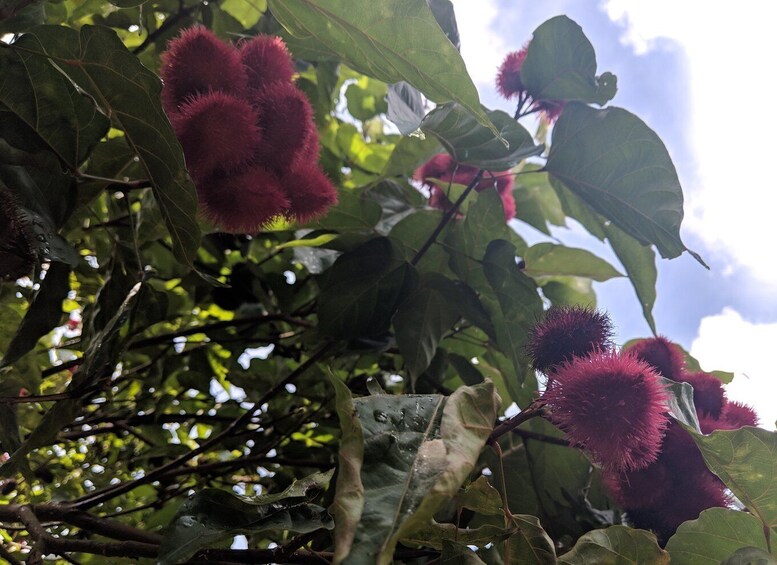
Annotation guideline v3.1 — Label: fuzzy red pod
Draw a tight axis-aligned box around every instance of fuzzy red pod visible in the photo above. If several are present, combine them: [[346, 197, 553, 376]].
[[239, 35, 295, 93], [527, 306, 614, 374], [281, 162, 338, 224], [721, 400, 759, 429], [625, 336, 686, 381], [534, 100, 566, 123], [603, 421, 728, 543], [198, 165, 289, 233], [171, 92, 262, 181], [676, 371, 726, 418], [496, 46, 528, 99], [253, 82, 317, 172], [160, 26, 248, 114], [544, 350, 669, 471]]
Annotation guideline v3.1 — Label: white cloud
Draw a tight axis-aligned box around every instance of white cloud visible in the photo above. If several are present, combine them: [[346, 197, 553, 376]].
[[691, 307, 777, 429], [603, 1, 777, 285], [449, 0, 507, 87]]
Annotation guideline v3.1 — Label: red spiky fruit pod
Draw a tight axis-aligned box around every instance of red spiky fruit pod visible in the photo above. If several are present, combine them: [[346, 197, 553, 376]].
[[721, 400, 759, 428], [239, 35, 295, 93], [281, 162, 338, 224], [544, 350, 669, 471], [625, 336, 685, 381], [496, 46, 528, 99], [198, 165, 289, 233], [527, 306, 613, 374], [170, 92, 262, 181], [253, 82, 317, 173], [160, 26, 247, 114]]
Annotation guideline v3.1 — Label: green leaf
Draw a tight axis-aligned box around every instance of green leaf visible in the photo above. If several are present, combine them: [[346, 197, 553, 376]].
[[338, 381, 499, 565], [382, 134, 439, 178], [2, 261, 69, 367], [330, 375, 366, 565], [512, 168, 566, 235], [540, 276, 597, 309], [318, 237, 416, 339], [456, 475, 503, 515], [547, 103, 702, 263], [345, 75, 388, 121], [314, 188, 383, 231], [386, 81, 426, 135], [661, 377, 701, 432], [393, 273, 460, 380], [521, 15, 617, 105], [441, 540, 487, 565], [523, 243, 623, 281], [482, 239, 543, 406], [721, 547, 777, 565], [665, 508, 770, 565], [558, 525, 669, 564], [603, 223, 658, 334], [421, 103, 542, 171], [505, 514, 557, 564], [691, 427, 777, 532], [268, 0, 502, 140], [428, 0, 459, 49], [24, 25, 200, 265], [0, 35, 109, 168], [158, 472, 334, 564], [404, 521, 511, 550]]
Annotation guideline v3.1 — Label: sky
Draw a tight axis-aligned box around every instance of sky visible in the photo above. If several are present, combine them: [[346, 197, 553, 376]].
[[448, 0, 777, 427]]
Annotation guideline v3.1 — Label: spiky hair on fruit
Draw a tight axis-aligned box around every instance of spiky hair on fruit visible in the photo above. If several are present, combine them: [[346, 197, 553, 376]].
[[624, 336, 686, 381], [171, 92, 261, 180], [281, 162, 338, 224], [544, 350, 669, 471], [253, 81, 317, 173], [0, 190, 36, 280], [496, 46, 528, 99], [198, 165, 290, 233], [240, 35, 295, 93], [721, 400, 759, 428], [527, 306, 613, 374], [603, 422, 728, 543], [160, 26, 247, 114]]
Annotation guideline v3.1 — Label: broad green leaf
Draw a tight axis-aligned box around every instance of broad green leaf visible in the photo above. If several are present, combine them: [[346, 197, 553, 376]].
[[505, 514, 557, 565], [456, 475, 503, 515], [692, 427, 777, 532], [513, 168, 567, 235], [428, 0, 459, 49], [345, 75, 388, 121], [661, 377, 700, 432], [386, 81, 426, 135], [2, 261, 69, 367], [603, 223, 658, 335], [721, 547, 777, 565], [340, 381, 498, 565], [24, 25, 200, 265], [330, 376, 366, 565], [340, 392, 446, 564], [547, 103, 702, 264], [521, 15, 617, 105], [404, 521, 511, 550], [314, 188, 383, 231], [540, 276, 597, 308], [393, 273, 460, 381], [558, 525, 669, 564], [318, 237, 417, 339], [675, 344, 735, 384], [268, 0, 502, 140], [482, 239, 543, 406], [382, 135, 440, 178], [666, 508, 770, 565], [523, 243, 623, 281], [158, 472, 334, 564], [421, 103, 542, 171], [442, 540, 487, 565], [0, 35, 109, 168], [389, 209, 452, 275], [550, 176, 606, 241]]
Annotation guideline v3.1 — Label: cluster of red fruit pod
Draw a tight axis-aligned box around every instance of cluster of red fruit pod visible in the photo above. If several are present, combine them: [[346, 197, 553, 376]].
[[414, 154, 515, 221], [160, 27, 337, 233], [527, 307, 758, 543], [496, 42, 564, 122]]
